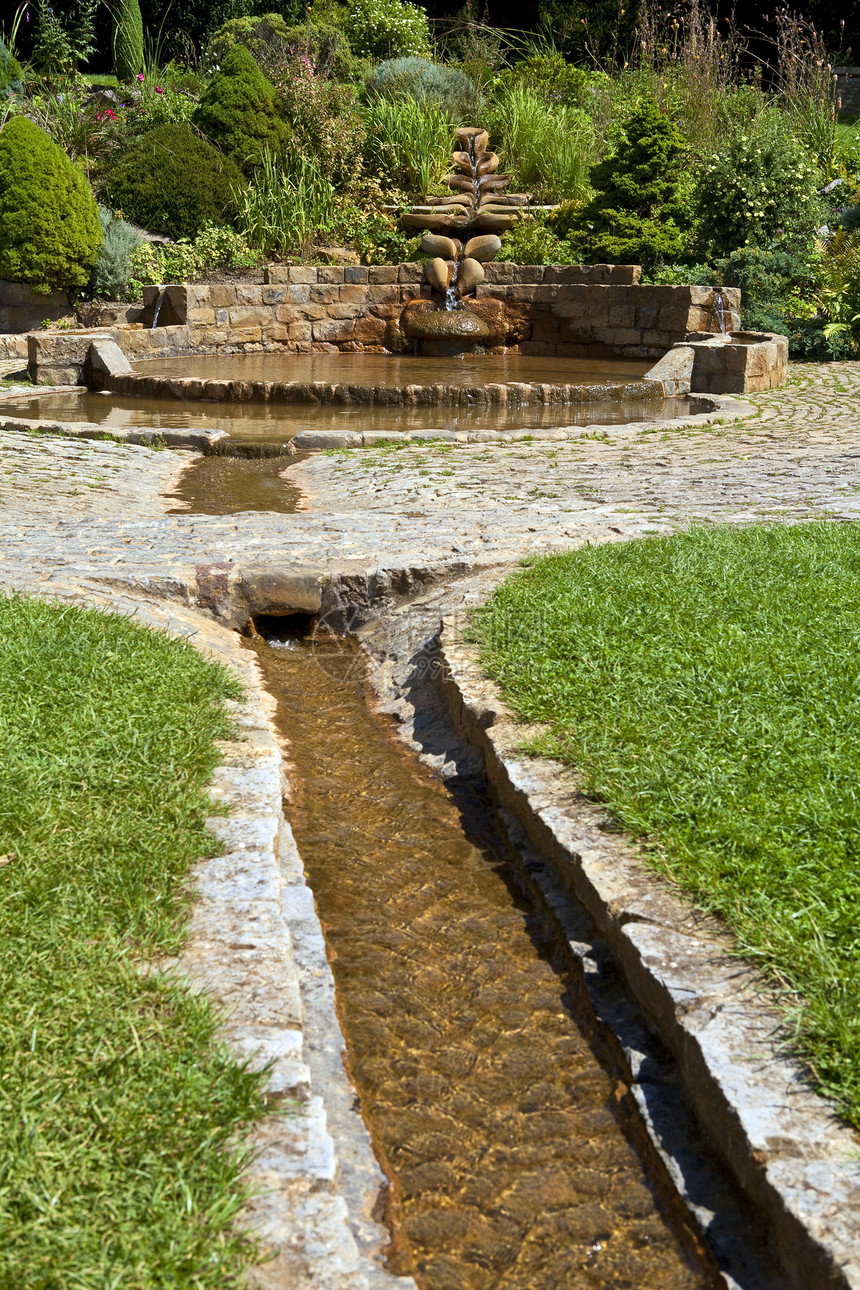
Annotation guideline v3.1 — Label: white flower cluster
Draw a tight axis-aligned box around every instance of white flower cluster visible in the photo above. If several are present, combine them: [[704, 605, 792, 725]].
[[347, 0, 431, 60]]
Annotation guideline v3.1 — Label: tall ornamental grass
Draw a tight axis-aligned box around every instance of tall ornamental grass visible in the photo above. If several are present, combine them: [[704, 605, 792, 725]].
[[233, 147, 336, 254], [486, 83, 599, 204], [361, 95, 455, 197]]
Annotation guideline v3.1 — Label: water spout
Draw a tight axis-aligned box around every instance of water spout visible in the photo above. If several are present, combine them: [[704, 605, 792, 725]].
[[714, 289, 727, 335], [151, 287, 166, 329]]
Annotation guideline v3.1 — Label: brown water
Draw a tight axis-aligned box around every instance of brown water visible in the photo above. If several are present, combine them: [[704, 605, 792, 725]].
[[256, 636, 717, 1290], [167, 455, 302, 515], [0, 390, 701, 451], [135, 352, 651, 389]]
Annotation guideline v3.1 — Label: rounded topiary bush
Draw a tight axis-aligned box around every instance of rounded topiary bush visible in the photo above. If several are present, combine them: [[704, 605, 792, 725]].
[[0, 38, 22, 98], [193, 44, 291, 172], [105, 123, 244, 239], [0, 117, 102, 293]]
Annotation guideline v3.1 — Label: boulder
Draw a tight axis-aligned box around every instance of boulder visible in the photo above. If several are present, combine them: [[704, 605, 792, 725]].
[[464, 234, 502, 263], [456, 257, 484, 296], [421, 233, 461, 261]]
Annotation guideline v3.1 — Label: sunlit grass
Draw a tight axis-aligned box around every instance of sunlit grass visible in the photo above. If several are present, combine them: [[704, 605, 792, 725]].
[[471, 522, 860, 1123], [0, 594, 268, 1288]]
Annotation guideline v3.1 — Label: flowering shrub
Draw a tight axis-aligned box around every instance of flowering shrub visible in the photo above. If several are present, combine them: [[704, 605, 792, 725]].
[[275, 55, 364, 192], [693, 110, 824, 258], [345, 0, 430, 61]]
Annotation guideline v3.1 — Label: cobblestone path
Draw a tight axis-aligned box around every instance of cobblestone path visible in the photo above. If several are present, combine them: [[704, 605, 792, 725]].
[[0, 363, 857, 604], [291, 362, 860, 528]]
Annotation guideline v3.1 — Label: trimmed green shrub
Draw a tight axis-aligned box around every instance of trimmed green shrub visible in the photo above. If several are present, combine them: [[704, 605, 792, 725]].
[[0, 117, 101, 293], [113, 0, 144, 81], [693, 110, 823, 259], [0, 39, 23, 99], [91, 206, 143, 298], [105, 123, 244, 239], [193, 44, 291, 172], [497, 52, 599, 109], [207, 14, 362, 82], [345, 0, 430, 61], [554, 98, 687, 267], [369, 57, 475, 112]]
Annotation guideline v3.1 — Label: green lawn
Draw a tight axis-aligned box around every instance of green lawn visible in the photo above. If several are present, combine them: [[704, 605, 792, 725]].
[[0, 595, 267, 1288], [471, 522, 860, 1124]]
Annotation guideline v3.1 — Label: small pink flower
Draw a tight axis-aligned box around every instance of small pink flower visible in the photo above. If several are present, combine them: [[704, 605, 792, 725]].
[[155, 85, 163, 93], [137, 72, 145, 81]]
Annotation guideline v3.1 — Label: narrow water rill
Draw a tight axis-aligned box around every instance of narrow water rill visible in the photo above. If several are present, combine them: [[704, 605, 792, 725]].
[[254, 634, 718, 1290]]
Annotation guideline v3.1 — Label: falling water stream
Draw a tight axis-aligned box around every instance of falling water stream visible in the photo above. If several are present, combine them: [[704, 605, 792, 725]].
[[254, 634, 718, 1290]]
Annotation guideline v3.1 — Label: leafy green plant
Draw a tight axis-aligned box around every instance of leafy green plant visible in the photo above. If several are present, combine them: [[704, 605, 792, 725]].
[[495, 51, 599, 110], [345, 0, 430, 61], [553, 97, 687, 267], [90, 205, 143, 297], [361, 94, 453, 196], [275, 53, 365, 192], [487, 82, 599, 203], [369, 56, 476, 113], [126, 222, 261, 295], [498, 212, 575, 265], [193, 44, 291, 173], [693, 109, 823, 260], [112, 0, 144, 80], [105, 122, 245, 239], [0, 38, 22, 99], [232, 147, 336, 256], [0, 117, 101, 292], [30, 0, 98, 76], [206, 13, 362, 83], [336, 206, 420, 263]]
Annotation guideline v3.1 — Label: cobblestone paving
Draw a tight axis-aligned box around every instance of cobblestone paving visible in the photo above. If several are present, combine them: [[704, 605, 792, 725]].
[[0, 363, 857, 607], [0, 426, 193, 519], [291, 363, 860, 528]]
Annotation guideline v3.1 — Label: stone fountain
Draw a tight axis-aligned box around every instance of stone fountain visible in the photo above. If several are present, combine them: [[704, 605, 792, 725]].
[[397, 127, 533, 356]]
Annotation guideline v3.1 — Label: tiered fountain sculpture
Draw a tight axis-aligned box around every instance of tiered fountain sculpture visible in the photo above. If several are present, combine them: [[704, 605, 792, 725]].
[[398, 126, 533, 355]]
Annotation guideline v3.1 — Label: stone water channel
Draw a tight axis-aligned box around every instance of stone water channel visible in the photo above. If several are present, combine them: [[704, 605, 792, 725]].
[[253, 628, 720, 1290]]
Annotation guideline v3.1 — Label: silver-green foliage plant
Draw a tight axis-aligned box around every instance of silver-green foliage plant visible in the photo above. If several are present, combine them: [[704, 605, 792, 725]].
[[346, 0, 430, 61], [693, 108, 824, 258], [369, 56, 475, 113], [361, 95, 453, 196], [487, 82, 599, 204], [91, 206, 143, 298]]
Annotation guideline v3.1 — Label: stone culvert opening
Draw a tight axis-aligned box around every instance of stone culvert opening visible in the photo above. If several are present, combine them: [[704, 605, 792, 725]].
[[250, 611, 318, 641]]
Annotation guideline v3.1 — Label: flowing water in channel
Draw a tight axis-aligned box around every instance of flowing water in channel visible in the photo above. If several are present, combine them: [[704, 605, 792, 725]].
[[255, 635, 717, 1290]]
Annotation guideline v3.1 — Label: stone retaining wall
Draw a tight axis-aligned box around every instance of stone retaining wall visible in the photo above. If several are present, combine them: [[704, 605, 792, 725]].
[[835, 68, 860, 115], [0, 280, 73, 333], [137, 265, 740, 363]]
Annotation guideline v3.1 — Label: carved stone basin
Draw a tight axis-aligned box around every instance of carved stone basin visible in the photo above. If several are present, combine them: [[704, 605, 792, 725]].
[[402, 307, 491, 356]]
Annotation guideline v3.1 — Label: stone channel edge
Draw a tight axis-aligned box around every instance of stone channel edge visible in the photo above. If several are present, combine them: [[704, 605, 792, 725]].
[[439, 616, 860, 1290]]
